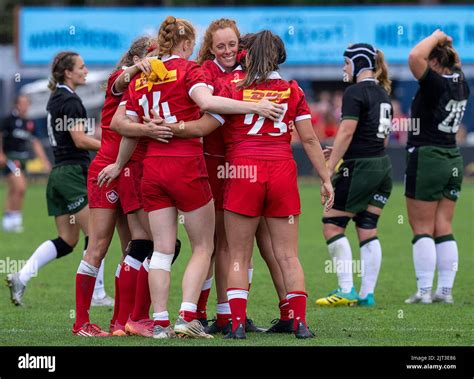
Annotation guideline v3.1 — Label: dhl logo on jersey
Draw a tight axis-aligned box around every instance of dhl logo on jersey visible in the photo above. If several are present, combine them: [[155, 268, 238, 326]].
[[135, 70, 178, 91], [135, 60, 178, 92], [242, 88, 290, 103]]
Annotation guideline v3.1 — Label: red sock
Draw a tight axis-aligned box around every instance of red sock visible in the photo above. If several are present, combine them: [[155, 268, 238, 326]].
[[196, 288, 211, 320], [216, 302, 231, 327], [216, 313, 231, 327], [116, 262, 139, 325], [130, 262, 151, 321], [110, 266, 121, 328], [74, 273, 96, 329], [153, 319, 170, 328], [287, 291, 308, 329], [180, 310, 197, 322], [279, 298, 291, 321], [227, 288, 248, 332]]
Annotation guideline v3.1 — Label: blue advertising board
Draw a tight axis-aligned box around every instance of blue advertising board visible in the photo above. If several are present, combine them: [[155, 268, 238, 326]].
[[18, 6, 474, 65]]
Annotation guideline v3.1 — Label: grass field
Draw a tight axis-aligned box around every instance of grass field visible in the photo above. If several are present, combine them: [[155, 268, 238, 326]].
[[0, 182, 472, 346]]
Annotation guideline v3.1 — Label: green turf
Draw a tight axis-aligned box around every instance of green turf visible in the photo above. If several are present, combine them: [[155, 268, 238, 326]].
[[0, 182, 472, 346]]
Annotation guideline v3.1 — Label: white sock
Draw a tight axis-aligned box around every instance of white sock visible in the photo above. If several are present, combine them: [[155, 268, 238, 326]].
[[10, 211, 22, 227], [123, 255, 142, 271], [359, 237, 382, 298], [84, 250, 107, 299], [180, 302, 197, 313], [412, 235, 436, 292], [77, 260, 99, 277], [143, 258, 150, 272], [18, 240, 58, 285], [153, 311, 169, 321], [435, 235, 458, 294], [3, 213, 14, 229], [201, 276, 213, 291], [327, 235, 353, 293], [216, 302, 231, 315], [115, 263, 121, 279]]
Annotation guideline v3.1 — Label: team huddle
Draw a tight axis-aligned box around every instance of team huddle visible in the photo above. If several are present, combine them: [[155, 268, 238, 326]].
[[6, 15, 469, 341]]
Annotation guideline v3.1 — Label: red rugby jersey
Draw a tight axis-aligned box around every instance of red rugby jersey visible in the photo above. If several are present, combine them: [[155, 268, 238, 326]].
[[201, 59, 243, 157], [95, 69, 124, 164], [117, 90, 147, 161], [212, 72, 311, 160], [125, 55, 209, 157]]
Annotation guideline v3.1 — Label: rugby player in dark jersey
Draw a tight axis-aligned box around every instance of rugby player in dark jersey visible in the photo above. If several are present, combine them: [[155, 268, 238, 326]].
[[316, 43, 393, 307], [6, 52, 111, 307], [405, 30, 470, 305], [1, 95, 51, 232]]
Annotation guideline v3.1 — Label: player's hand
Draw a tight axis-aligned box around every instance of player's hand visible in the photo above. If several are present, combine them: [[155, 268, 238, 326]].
[[0, 153, 7, 168], [432, 29, 452, 45], [42, 160, 52, 173], [323, 146, 333, 161], [255, 98, 285, 122], [98, 163, 122, 188], [135, 58, 152, 76], [321, 180, 334, 212], [143, 109, 173, 143]]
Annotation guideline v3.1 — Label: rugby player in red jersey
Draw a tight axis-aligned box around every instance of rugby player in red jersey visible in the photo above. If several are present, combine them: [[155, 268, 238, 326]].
[[99, 16, 284, 339], [195, 21, 292, 334], [73, 37, 163, 337], [158, 30, 334, 339]]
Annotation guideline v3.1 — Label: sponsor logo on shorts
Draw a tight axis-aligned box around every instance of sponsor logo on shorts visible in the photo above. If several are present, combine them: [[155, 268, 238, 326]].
[[106, 190, 119, 204], [217, 162, 257, 183], [67, 197, 85, 211], [373, 194, 388, 204], [449, 189, 460, 199]]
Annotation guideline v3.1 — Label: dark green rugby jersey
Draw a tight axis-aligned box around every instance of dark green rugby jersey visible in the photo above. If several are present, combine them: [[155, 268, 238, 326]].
[[46, 84, 90, 166], [341, 79, 392, 159], [409, 68, 470, 148]]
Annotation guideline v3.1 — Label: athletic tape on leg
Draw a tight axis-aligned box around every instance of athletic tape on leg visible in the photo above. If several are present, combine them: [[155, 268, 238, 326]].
[[149, 251, 174, 272]]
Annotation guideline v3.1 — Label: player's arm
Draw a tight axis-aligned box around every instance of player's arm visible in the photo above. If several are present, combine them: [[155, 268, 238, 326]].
[[97, 115, 139, 188], [31, 138, 51, 172], [111, 104, 173, 142], [145, 110, 221, 139], [70, 122, 101, 151], [295, 118, 334, 210], [326, 119, 357, 176], [409, 29, 452, 80], [190, 86, 284, 122]]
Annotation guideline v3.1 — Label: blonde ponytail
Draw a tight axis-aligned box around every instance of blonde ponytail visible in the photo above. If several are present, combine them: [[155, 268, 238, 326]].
[[375, 49, 391, 94]]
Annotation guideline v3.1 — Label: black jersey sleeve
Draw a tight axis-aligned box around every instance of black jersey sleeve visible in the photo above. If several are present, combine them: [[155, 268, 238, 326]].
[[341, 85, 363, 121], [418, 68, 445, 104]]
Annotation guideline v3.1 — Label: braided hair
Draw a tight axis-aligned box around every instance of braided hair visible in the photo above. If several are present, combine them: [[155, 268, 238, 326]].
[[157, 16, 195, 58]]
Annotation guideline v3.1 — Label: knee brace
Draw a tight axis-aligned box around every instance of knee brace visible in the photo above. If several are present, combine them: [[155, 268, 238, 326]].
[[353, 211, 379, 229], [149, 251, 174, 272], [322, 216, 351, 228], [128, 239, 154, 263], [53, 237, 74, 259]]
